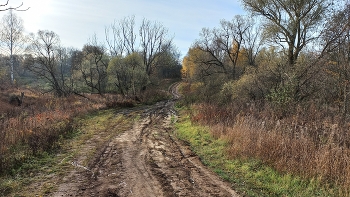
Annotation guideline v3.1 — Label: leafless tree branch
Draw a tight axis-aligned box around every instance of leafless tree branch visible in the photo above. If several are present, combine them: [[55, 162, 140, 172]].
[[0, 1, 29, 11]]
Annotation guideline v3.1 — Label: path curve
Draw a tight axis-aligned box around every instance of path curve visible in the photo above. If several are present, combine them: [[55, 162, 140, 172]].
[[53, 83, 239, 196]]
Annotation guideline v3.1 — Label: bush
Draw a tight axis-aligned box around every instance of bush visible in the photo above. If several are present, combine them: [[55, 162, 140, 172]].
[[27, 120, 73, 155], [220, 71, 264, 105], [105, 97, 135, 108], [266, 83, 295, 118], [141, 89, 170, 105]]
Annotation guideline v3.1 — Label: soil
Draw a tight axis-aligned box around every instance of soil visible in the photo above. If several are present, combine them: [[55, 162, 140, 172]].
[[53, 83, 239, 197]]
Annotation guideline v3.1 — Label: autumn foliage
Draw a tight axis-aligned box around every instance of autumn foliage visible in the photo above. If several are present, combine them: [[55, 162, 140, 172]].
[[180, 3, 350, 189]]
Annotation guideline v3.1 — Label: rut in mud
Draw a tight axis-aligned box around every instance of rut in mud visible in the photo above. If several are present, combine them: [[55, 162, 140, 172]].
[[54, 83, 239, 197]]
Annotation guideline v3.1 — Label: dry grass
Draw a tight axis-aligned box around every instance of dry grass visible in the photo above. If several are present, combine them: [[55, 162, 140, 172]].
[[105, 94, 136, 108], [0, 81, 174, 174], [191, 102, 350, 190], [0, 87, 108, 174]]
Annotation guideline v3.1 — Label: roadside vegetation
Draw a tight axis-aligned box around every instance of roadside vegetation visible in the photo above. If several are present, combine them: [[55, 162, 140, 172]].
[[176, 104, 348, 196], [176, 1, 350, 196], [0, 108, 135, 196]]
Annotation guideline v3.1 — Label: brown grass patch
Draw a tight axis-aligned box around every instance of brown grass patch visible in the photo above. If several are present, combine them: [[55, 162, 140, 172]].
[[191, 102, 350, 188], [0, 87, 109, 174]]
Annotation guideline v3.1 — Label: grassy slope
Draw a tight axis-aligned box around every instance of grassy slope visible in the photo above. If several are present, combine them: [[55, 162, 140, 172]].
[[174, 110, 342, 197]]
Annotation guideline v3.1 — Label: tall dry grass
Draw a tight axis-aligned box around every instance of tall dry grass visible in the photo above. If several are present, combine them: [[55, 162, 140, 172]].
[[191, 102, 350, 188], [0, 89, 107, 174]]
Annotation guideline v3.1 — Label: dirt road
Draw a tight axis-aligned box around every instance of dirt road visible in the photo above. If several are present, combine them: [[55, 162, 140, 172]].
[[54, 83, 238, 197]]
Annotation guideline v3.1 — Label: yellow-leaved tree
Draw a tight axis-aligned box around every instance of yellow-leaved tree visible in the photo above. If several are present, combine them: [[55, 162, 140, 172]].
[[182, 47, 207, 81]]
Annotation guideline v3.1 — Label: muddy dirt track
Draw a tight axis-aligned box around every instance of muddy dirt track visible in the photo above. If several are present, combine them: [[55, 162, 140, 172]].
[[54, 83, 238, 197]]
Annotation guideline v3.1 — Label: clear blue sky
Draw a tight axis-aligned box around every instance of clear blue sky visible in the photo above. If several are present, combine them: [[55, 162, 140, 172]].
[[0, 0, 245, 57]]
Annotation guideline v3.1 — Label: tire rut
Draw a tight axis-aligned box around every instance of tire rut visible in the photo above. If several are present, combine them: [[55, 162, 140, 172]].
[[53, 83, 239, 197]]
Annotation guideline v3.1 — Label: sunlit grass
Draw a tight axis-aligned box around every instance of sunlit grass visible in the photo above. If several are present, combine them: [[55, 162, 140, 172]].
[[175, 109, 342, 196]]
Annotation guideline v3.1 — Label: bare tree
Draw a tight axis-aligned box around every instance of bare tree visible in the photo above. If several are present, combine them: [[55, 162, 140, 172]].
[[56, 46, 75, 93], [105, 16, 137, 56], [0, 10, 26, 83], [194, 15, 255, 79], [79, 35, 109, 95], [106, 17, 175, 77], [0, 0, 29, 11], [26, 30, 68, 97], [242, 0, 330, 66], [321, 3, 350, 120], [242, 17, 262, 67], [139, 18, 172, 76]]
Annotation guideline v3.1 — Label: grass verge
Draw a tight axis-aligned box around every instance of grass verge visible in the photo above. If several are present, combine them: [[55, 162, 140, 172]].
[[175, 109, 342, 196]]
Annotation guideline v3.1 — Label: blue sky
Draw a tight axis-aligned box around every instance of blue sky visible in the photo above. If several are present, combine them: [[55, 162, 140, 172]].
[[0, 0, 245, 57]]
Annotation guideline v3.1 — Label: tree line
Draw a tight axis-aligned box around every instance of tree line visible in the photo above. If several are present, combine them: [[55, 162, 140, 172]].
[[0, 12, 181, 97], [182, 0, 350, 121]]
